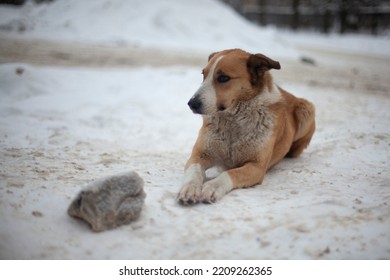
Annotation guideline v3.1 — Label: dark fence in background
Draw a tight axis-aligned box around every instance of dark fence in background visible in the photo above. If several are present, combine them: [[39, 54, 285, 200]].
[[0, 0, 52, 4], [222, 0, 390, 35]]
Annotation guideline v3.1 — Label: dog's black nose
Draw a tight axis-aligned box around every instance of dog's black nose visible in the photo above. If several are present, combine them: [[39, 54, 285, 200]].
[[188, 97, 202, 113]]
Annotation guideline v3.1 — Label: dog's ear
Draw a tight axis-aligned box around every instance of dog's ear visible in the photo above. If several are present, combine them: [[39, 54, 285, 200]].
[[208, 52, 217, 61], [247, 53, 281, 85]]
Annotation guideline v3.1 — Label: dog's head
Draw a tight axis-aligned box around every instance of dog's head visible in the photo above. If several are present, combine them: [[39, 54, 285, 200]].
[[188, 49, 281, 115]]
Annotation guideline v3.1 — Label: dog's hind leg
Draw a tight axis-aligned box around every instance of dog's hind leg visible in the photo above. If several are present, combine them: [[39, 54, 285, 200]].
[[287, 122, 315, 157], [287, 98, 315, 158]]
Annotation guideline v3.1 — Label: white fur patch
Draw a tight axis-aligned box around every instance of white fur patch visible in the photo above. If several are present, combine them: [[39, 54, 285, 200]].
[[178, 163, 205, 203], [201, 171, 234, 202], [183, 163, 204, 185], [192, 56, 224, 114], [213, 171, 234, 191], [260, 83, 282, 105]]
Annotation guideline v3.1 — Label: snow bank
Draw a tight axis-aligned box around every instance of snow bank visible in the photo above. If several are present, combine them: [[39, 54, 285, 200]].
[[1, 0, 389, 60], [0, 0, 290, 57]]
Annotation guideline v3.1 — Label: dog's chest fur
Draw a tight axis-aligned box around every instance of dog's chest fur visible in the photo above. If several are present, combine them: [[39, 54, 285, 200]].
[[203, 101, 274, 168]]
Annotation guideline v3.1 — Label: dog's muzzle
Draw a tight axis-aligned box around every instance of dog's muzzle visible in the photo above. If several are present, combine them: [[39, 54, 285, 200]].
[[188, 96, 202, 114]]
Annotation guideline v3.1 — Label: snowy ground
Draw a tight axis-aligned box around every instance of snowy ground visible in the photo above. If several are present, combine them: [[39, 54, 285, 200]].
[[0, 0, 389, 259]]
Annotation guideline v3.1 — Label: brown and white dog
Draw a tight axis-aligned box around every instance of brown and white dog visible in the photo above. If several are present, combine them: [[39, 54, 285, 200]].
[[177, 49, 315, 204]]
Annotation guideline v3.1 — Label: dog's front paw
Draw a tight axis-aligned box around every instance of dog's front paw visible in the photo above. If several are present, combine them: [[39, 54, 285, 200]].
[[177, 182, 202, 205], [200, 173, 233, 203]]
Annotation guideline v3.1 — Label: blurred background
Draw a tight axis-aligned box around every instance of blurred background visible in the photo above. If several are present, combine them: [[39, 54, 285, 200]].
[[2, 0, 389, 35], [223, 0, 390, 35]]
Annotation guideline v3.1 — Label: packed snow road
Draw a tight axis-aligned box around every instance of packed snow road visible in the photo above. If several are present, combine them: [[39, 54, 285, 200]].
[[1, 35, 389, 96], [0, 36, 205, 67]]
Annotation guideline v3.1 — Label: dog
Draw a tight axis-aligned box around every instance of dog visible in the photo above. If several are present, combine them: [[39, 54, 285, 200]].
[[177, 49, 315, 204]]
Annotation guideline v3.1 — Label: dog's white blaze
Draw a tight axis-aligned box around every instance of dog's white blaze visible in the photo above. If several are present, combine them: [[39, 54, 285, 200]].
[[183, 163, 204, 185], [193, 56, 224, 114]]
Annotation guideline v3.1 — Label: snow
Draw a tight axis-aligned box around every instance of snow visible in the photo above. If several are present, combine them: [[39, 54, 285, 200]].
[[1, 0, 389, 59], [0, 0, 389, 259], [0, 0, 290, 57]]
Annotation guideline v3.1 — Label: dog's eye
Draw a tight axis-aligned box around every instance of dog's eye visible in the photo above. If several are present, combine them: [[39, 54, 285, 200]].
[[217, 75, 231, 83]]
